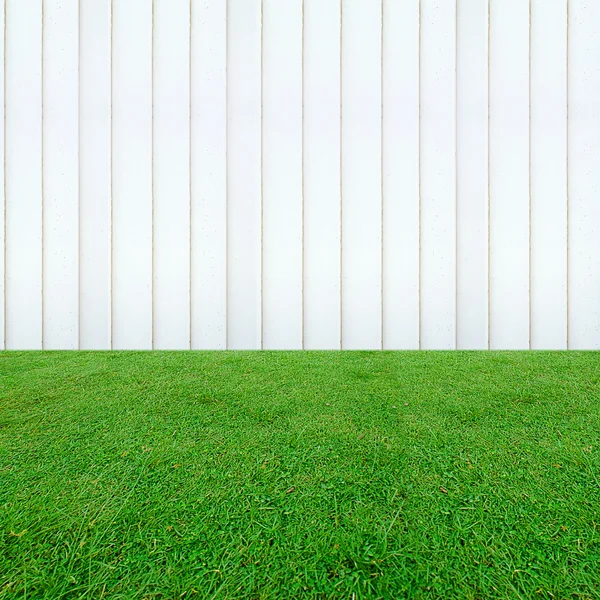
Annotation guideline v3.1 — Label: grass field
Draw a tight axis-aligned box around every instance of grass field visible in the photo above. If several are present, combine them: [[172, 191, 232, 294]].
[[0, 350, 599, 599]]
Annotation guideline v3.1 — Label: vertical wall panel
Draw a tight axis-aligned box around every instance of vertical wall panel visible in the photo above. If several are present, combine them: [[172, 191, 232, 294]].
[[569, 0, 600, 349], [5, 0, 43, 350], [489, 0, 530, 350], [112, 0, 153, 350], [341, 0, 382, 350], [456, 0, 489, 350], [227, 0, 262, 350], [190, 0, 226, 350], [530, 0, 567, 349], [262, 0, 302, 349], [42, 0, 79, 350], [0, 0, 4, 350], [382, 0, 419, 350], [303, 0, 341, 350], [79, 0, 111, 350], [153, 0, 190, 350], [420, 0, 456, 350]]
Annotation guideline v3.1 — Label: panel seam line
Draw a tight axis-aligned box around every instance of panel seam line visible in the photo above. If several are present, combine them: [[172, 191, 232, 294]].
[[455, 0, 458, 351], [3, 0, 6, 350], [487, 0, 491, 351], [417, 0, 422, 351], [41, 0, 45, 350], [380, 0, 384, 351], [189, 0, 192, 350], [260, 0, 264, 350], [528, 0, 532, 350], [301, 0, 305, 350], [151, 0, 155, 351], [565, 0, 569, 350]]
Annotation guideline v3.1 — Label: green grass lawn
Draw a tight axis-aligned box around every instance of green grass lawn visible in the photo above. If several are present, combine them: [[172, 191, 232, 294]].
[[1, 351, 599, 599]]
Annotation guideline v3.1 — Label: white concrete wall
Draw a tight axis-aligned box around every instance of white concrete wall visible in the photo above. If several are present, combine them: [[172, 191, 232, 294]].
[[1, 0, 598, 350]]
